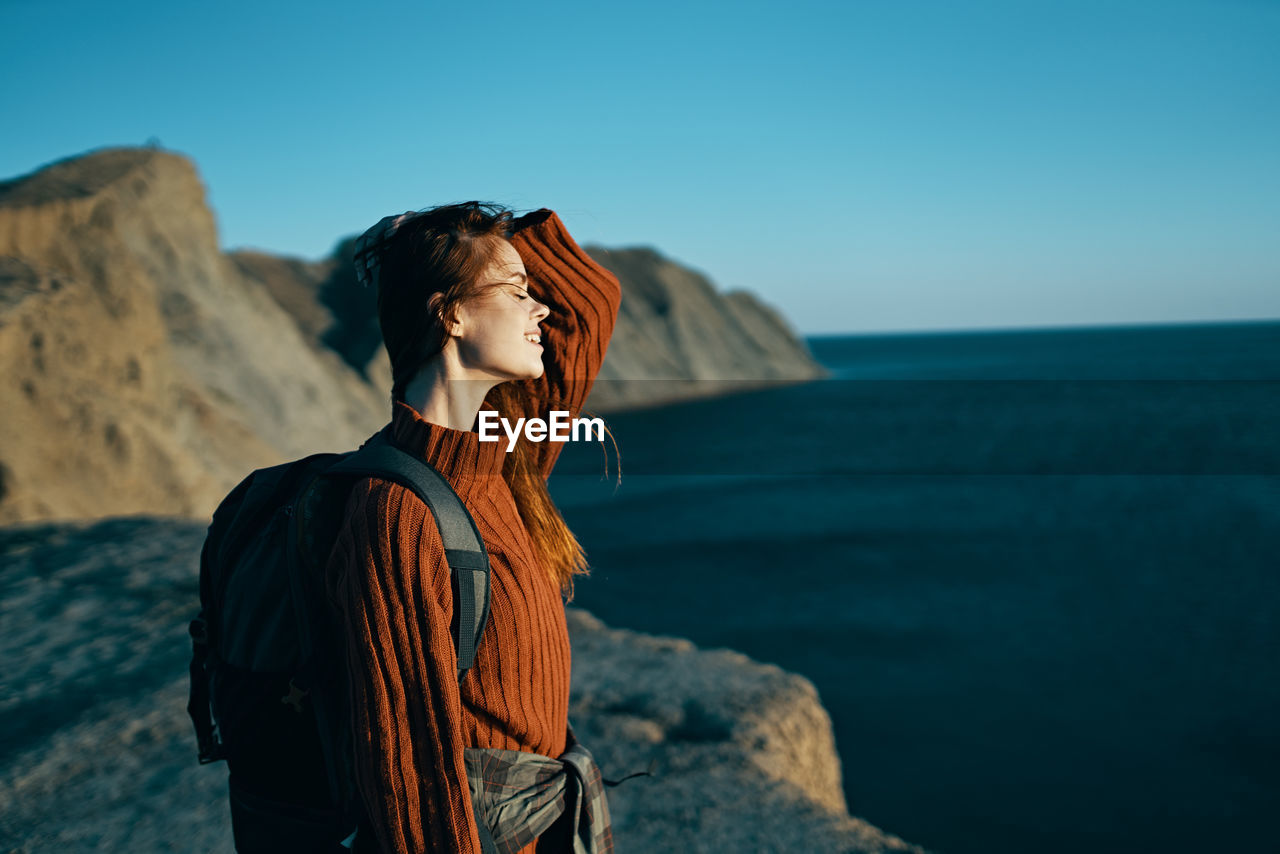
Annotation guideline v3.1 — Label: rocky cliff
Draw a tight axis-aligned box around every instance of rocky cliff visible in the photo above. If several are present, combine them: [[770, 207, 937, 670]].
[[0, 149, 387, 524], [584, 246, 825, 410], [1, 147, 822, 525], [230, 241, 826, 413], [0, 518, 922, 853]]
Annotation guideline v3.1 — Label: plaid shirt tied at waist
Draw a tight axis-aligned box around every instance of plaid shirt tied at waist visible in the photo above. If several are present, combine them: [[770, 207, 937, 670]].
[[465, 741, 614, 854]]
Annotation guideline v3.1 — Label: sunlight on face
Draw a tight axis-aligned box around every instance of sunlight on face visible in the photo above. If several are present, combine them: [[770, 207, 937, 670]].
[[451, 239, 550, 382]]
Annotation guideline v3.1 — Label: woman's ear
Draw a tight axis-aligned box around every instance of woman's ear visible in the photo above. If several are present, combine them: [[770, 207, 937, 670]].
[[429, 293, 465, 338]]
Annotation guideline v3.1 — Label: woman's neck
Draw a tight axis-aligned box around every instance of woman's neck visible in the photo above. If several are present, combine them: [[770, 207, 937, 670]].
[[400, 357, 499, 432]]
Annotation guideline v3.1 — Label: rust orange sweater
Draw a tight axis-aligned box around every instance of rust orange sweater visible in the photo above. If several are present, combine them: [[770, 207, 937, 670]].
[[326, 211, 621, 854]]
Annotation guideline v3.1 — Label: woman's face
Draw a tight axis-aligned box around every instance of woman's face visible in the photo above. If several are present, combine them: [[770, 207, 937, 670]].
[[449, 238, 550, 381]]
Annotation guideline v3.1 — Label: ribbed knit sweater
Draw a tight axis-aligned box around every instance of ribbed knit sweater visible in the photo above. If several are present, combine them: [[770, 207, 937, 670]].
[[326, 211, 622, 854]]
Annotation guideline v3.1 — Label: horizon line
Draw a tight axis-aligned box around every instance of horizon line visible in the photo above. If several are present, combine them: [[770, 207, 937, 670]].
[[802, 316, 1280, 339]]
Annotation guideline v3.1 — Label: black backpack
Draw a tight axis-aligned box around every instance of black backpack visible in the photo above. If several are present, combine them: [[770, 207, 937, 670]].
[[186, 425, 494, 852]]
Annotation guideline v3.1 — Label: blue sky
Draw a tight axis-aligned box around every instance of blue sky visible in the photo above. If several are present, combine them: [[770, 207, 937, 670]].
[[2, 0, 1277, 334]]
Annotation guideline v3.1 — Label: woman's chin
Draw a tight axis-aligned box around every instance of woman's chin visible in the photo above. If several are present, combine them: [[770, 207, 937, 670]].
[[523, 357, 546, 379], [503, 364, 545, 382]]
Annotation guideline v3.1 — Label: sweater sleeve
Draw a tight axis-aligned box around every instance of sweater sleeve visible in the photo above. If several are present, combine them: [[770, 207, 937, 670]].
[[491, 209, 622, 479], [327, 476, 482, 854]]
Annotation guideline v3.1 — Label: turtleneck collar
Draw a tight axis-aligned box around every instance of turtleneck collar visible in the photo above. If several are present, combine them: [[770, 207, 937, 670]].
[[387, 400, 508, 499]]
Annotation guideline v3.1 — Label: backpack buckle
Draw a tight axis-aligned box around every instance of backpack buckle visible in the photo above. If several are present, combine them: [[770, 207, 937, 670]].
[[281, 678, 310, 714], [189, 616, 209, 645]]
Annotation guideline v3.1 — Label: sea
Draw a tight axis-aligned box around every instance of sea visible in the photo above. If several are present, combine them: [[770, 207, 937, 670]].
[[547, 319, 1280, 854]]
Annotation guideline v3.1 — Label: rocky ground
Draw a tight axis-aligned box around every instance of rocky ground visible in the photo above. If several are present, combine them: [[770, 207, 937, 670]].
[[0, 517, 923, 853]]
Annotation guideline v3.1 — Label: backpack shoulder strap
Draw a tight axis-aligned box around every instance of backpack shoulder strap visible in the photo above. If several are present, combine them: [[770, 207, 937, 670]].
[[324, 429, 492, 681]]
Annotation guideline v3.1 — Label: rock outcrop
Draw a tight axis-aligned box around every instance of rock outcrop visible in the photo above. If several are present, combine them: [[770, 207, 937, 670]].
[[566, 608, 924, 852], [584, 246, 825, 411], [0, 517, 922, 853], [0, 149, 387, 524], [230, 243, 826, 413]]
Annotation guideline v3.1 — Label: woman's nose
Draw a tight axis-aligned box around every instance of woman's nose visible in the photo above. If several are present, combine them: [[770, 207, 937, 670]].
[[531, 299, 551, 321]]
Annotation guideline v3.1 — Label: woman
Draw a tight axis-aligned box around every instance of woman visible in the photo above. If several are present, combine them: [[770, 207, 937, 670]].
[[326, 202, 622, 853]]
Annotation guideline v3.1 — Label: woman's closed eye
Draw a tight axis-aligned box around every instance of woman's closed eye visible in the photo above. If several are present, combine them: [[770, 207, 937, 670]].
[[486, 282, 531, 300]]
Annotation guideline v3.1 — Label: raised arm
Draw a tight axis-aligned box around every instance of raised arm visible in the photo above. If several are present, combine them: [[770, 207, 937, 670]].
[[492, 209, 622, 478], [326, 477, 482, 853]]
